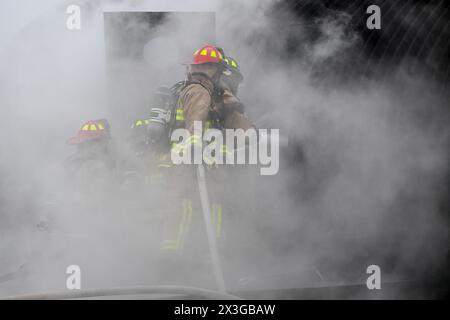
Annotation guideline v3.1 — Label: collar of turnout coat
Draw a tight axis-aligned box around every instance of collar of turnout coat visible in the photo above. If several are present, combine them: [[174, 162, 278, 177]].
[[188, 72, 216, 95]]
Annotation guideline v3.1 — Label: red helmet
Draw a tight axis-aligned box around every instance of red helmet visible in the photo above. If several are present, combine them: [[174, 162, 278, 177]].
[[191, 45, 224, 65], [67, 119, 111, 145]]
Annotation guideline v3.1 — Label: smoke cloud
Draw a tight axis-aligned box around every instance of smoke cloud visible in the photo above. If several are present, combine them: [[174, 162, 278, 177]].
[[0, 0, 448, 298]]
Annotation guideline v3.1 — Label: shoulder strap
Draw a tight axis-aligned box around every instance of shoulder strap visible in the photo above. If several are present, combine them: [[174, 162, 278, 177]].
[[168, 79, 226, 129]]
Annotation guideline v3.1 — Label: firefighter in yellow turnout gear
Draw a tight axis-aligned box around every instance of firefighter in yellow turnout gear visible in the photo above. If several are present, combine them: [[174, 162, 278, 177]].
[[155, 46, 252, 286]]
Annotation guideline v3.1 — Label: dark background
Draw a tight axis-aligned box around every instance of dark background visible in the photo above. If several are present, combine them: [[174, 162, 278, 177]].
[[276, 0, 449, 89], [271, 0, 449, 298]]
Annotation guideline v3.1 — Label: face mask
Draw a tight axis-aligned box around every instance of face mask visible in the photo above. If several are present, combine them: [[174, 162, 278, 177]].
[[221, 71, 240, 95]]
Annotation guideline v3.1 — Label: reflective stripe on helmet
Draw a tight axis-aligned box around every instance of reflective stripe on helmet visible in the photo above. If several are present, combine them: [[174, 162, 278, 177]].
[[131, 119, 150, 129], [224, 56, 239, 70]]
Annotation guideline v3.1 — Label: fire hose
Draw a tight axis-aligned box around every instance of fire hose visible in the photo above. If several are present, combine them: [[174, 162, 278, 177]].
[[196, 164, 227, 294]]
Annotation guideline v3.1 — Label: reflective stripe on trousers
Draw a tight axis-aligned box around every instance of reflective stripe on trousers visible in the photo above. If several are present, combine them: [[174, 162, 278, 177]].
[[160, 198, 192, 252], [160, 200, 223, 252]]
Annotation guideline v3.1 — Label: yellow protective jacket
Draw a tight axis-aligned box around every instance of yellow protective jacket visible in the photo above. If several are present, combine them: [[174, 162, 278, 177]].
[[176, 73, 252, 133]]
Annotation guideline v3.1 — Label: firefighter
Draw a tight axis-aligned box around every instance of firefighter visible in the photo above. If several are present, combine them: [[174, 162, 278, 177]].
[[129, 118, 151, 157], [220, 55, 254, 132], [222, 56, 243, 95], [160, 46, 228, 261], [221, 56, 251, 126], [157, 46, 255, 282], [120, 118, 152, 196], [173, 45, 252, 134], [65, 119, 116, 198], [121, 117, 171, 203]]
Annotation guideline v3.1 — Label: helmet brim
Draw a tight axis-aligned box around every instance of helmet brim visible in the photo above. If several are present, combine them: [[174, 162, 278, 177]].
[[67, 133, 110, 145], [67, 136, 86, 145]]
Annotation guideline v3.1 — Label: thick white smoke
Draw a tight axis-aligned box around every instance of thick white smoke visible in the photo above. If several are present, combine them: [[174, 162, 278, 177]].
[[0, 0, 448, 298]]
